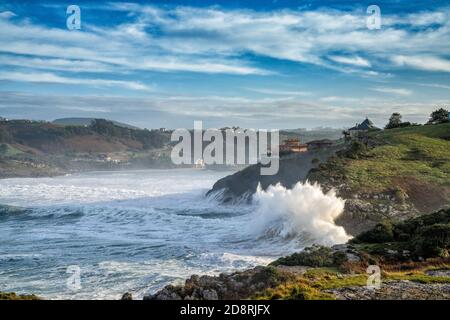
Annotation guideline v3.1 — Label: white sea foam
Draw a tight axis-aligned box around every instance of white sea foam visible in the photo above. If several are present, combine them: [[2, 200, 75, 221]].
[[251, 181, 351, 246]]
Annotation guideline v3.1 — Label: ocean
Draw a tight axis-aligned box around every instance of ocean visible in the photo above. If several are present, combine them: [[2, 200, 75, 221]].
[[0, 169, 348, 299]]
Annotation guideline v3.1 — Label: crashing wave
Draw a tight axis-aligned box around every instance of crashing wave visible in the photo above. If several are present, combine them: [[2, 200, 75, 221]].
[[250, 181, 351, 246]]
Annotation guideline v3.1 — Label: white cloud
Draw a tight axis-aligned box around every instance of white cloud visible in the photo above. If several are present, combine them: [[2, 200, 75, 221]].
[[418, 83, 450, 90], [1, 5, 450, 78], [371, 87, 412, 96], [0, 11, 16, 19], [0, 55, 114, 73], [0, 71, 153, 91], [319, 96, 359, 103], [246, 88, 311, 96], [392, 55, 450, 73], [328, 55, 371, 67]]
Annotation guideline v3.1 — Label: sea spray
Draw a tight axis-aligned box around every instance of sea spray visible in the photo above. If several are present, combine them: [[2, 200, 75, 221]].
[[252, 181, 351, 246]]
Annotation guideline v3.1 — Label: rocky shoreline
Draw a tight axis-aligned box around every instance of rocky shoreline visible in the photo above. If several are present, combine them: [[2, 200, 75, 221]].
[[143, 208, 450, 300]]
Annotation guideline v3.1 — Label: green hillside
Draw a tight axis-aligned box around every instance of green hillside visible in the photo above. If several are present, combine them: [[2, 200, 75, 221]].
[[0, 118, 172, 178], [309, 123, 449, 228]]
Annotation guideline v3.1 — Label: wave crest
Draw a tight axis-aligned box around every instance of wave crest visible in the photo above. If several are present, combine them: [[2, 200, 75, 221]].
[[251, 181, 351, 246]]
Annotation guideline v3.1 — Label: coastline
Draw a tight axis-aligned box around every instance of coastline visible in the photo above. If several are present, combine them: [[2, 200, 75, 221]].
[[144, 208, 450, 300]]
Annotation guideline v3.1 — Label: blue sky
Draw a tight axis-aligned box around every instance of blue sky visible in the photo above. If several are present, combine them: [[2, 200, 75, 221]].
[[0, 1, 449, 129]]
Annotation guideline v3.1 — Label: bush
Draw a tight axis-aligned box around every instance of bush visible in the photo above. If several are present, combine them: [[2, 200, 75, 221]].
[[345, 141, 367, 159], [355, 220, 394, 243], [393, 209, 450, 242], [352, 208, 450, 259], [253, 266, 289, 287], [271, 245, 334, 267], [414, 223, 450, 258], [332, 251, 348, 267]]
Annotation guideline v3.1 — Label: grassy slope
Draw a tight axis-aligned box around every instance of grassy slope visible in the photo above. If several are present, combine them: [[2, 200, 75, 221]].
[[309, 123, 450, 215], [348, 124, 449, 193]]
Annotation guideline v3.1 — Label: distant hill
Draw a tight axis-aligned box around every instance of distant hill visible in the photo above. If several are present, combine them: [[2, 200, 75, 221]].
[[281, 128, 343, 143], [0, 118, 174, 177], [53, 117, 140, 130], [0, 118, 169, 155]]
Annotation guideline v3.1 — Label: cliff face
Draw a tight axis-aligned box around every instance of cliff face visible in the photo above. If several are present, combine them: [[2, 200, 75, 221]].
[[206, 124, 450, 236], [206, 146, 342, 203]]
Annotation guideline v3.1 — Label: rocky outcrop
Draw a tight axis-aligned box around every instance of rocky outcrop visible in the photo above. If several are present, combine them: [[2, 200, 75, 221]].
[[328, 281, 450, 300], [144, 266, 295, 300], [206, 146, 341, 203], [121, 292, 133, 300]]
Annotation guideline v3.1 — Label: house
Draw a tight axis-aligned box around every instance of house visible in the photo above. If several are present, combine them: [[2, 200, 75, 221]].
[[280, 138, 308, 154], [306, 139, 333, 149], [348, 118, 380, 136]]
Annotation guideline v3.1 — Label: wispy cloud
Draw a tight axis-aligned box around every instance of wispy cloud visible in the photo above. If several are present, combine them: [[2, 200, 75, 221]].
[[328, 55, 371, 68], [417, 83, 450, 90], [0, 71, 154, 91], [0, 4, 450, 127], [371, 87, 412, 96], [392, 55, 450, 73], [246, 88, 311, 96], [2, 5, 450, 78]]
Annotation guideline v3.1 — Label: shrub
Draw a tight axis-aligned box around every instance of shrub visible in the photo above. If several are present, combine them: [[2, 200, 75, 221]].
[[271, 245, 334, 267], [355, 220, 394, 243], [253, 266, 287, 287], [332, 251, 348, 267], [414, 223, 450, 258], [345, 141, 367, 159]]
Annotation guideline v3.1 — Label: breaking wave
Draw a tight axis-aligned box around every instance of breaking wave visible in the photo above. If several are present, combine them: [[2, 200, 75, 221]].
[[251, 181, 351, 246]]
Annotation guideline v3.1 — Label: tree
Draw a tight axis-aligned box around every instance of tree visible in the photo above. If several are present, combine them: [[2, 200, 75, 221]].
[[385, 112, 403, 129], [428, 108, 449, 124]]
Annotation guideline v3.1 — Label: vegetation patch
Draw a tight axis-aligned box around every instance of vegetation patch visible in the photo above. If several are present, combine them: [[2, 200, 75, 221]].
[[0, 292, 40, 300], [352, 208, 450, 258], [270, 245, 348, 268]]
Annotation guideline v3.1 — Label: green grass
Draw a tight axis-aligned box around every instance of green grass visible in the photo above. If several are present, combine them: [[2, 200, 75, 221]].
[[303, 268, 368, 290], [253, 268, 368, 300], [385, 267, 450, 284], [344, 123, 450, 192], [254, 282, 335, 300]]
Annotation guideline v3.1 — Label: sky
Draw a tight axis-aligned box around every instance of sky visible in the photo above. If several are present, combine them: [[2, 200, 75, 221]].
[[0, 0, 449, 129]]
